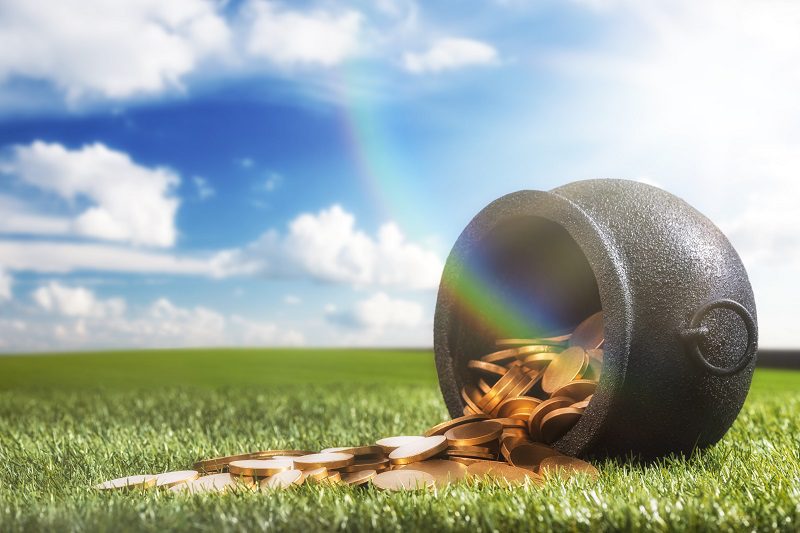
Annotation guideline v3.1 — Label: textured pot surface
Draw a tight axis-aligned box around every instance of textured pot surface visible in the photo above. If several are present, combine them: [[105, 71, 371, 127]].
[[433, 179, 758, 459]]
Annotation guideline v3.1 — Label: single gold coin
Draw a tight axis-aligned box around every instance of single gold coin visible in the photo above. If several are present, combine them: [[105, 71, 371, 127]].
[[301, 467, 329, 481], [508, 443, 562, 472], [570, 312, 605, 350], [321, 470, 343, 484], [341, 469, 377, 486], [372, 469, 436, 491], [169, 473, 250, 494], [228, 459, 294, 477], [155, 470, 199, 489], [444, 420, 503, 447], [389, 435, 448, 465], [540, 407, 584, 443], [572, 395, 593, 409], [527, 396, 575, 440], [293, 453, 355, 470], [443, 449, 495, 460], [465, 461, 543, 486], [320, 445, 384, 457], [340, 456, 390, 472], [424, 413, 490, 437], [261, 469, 304, 489], [448, 456, 485, 466], [395, 459, 467, 487], [581, 357, 602, 381], [550, 379, 597, 402], [446, 444, 496, 455], [468, 359, 508, 378], [488, 417, 528, 429], [541, 347, 588, 394], [539, 456, 599, 480], [95, 474, 156, 491], [496, 397, 542, 420], [519, 352, 558, 371], [376, 436, 426, 453]]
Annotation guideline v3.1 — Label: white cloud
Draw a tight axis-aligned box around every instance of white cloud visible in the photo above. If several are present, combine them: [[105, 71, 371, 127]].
[[210, 204, 443, 289], [193, 176, 216, 200], [244, 1, 363, 67], [32, 281, 125, 318], [0, 0, 230, 100], [284, 294, 301, 305], [2, 141, 181, 247], [0, 240, 210, 275], [0, 265, 12, 302], [1, 285, 304, 351], [403, 37, 498, 74], [326, 292, 423, 329]]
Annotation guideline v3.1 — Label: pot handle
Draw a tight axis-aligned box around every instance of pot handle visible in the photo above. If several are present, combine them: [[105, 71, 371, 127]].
[[681, 298, 758, 377]]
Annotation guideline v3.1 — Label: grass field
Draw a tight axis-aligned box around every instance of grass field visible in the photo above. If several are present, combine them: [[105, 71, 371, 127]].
[[1, 349, 799, 532]]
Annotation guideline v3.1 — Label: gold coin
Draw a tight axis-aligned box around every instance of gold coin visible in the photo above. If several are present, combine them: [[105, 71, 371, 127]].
[[446, 444, 496, 455], [395, 459, 467, 487], [261, 469, 304, 489], [389, 435, 448, 465], [341, 469, 377, 486], [587, 348, 604, 362], [192, 450, 312, 473], [95, 474, 156, 491], [550, 379, 597, 402], [169, 473, 250, 494], [444, 420, 503, 447], [468, 359, 508, 378], [508, 443, 561, 472], [496, 397, 542, 420], [569, 312, 604, 350], [465, 461, 543, 486], [463, 405, 477, 416], [478, 366, 523, 410], [320, 445, 384, 457], [461, 386, 484, 414], [541, 347, 588, 395], [540, 407, 584, 443], [372, 469, 435, 491], [527, 396, 575, 440], [376, 436, 426, 453], [581, 357, 602, 381], [424, 413, 490, 437], [488, 417, 528, 429], [448, 456, 485, 466], [501, 427, 529, 441], [301, 467, 328, 481], [339, 457, 390, 472], [486, 373, 536, 416], [482, 370, 527, 415], [155, 470, 199, 489], [477, 378, 492, 394], [320, 470, 342, 484], [571, 395, 593, 409], [443, 449, 495, 460], [500, 435, 529, 462], [293, 452, 355, 470], [539, 456, 599, 480], [519, 352, 558, 371], [228, 459, 293, 477]]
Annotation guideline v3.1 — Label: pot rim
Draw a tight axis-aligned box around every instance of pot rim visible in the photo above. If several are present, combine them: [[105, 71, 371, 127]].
[[433, 187, 634, 456]]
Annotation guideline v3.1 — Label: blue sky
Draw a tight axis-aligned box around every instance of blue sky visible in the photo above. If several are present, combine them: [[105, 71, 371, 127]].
[[0, 0, 799, 351]]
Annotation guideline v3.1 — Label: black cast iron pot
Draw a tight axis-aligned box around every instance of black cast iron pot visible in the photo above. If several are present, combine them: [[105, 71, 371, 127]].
[[433, 179, 758, 459]]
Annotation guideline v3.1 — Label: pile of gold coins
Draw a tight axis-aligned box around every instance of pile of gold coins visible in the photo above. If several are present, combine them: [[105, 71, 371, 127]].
[[95, 312, 603, 493]]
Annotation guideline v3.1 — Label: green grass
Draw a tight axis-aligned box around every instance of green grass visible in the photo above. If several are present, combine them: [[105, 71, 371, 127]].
[[0, 349, 799, 532]]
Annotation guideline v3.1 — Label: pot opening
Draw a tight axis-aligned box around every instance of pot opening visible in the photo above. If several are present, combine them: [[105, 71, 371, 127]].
[[449, 214, 605, 440]]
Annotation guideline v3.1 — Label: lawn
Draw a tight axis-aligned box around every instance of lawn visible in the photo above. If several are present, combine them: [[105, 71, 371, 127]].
[[0, 349, 798, 532]]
